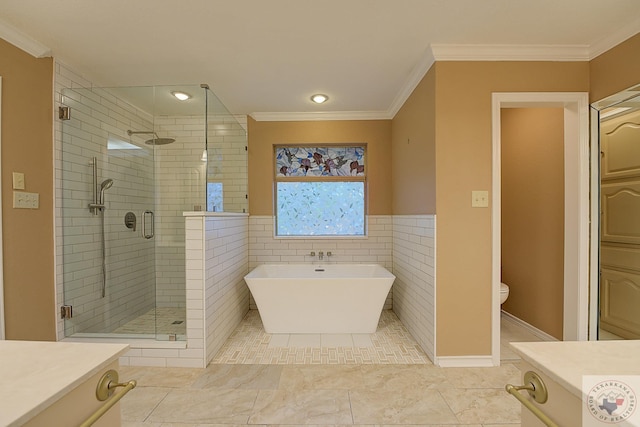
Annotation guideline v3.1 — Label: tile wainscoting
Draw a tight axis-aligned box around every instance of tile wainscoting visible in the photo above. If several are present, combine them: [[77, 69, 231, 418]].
[[247, 214, 436, 362], [392, 215, 436, 361]]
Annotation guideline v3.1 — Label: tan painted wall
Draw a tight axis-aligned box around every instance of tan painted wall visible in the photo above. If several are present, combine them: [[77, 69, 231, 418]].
[[590, 32, 640, 103], [247, 118, 392, 215], [434, 61, 589, 356], [501, 108, 565, 340], [391, 66, 436, 214], [0, 39, 56, 340]]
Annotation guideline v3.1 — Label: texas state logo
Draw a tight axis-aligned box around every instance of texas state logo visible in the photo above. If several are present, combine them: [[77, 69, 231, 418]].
[[586, 380, 637, 424]]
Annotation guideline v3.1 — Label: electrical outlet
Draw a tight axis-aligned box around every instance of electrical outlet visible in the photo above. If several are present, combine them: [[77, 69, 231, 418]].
[[471, 190, 489, 208], [13, 191, 39, 209]]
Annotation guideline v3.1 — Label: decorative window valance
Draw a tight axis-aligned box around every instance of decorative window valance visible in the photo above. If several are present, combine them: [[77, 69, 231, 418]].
[[275, 145, 365, 178]]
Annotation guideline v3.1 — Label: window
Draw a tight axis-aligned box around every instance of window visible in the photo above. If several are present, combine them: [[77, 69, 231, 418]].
[[207, 182, 223, 212], [274, 145, 366, 237]]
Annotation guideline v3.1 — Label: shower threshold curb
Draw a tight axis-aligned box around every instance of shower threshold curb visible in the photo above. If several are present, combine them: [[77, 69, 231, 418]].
[[61, 336, 187, 349]]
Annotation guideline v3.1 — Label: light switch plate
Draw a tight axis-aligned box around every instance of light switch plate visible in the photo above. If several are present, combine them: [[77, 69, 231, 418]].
[[472, 190, 489, 208], [12, 172, 25, 190]]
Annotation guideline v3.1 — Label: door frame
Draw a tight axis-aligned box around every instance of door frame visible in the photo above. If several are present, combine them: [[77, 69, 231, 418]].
[[0, 76, 5, 340], [491, 92, 590, 364], [589, 106, 600, 341]]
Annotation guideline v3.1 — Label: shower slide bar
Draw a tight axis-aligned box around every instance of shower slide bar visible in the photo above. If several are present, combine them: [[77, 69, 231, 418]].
[[505, 371, 559, 427], [88, 157, 101, 215], [88, 157, 113, 214], [88, 157, 114, 297]]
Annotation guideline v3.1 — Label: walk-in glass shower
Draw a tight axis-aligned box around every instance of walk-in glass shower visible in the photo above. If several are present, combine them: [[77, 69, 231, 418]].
[[59, 84, 247, 341]]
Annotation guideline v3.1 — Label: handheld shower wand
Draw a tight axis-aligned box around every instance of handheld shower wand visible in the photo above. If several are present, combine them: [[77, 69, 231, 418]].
[[89, 177, 114, 213], [99, 178, 114, 205]]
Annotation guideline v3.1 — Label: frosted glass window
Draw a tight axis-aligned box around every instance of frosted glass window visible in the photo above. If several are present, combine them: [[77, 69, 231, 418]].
[[276, 182, 365, 236], [274, 144, 366, 237], [207, 182, 223, 212]]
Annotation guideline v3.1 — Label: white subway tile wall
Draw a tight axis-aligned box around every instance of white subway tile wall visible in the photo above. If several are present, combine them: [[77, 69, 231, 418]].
[[182, 214, 250, 367], [248, 215, 393, 309], [203, 215, 250, 363], [392, 215, 436, 361]]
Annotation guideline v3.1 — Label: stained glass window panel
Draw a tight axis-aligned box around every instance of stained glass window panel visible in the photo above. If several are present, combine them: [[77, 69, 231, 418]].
[[276, 146, 365, 177]]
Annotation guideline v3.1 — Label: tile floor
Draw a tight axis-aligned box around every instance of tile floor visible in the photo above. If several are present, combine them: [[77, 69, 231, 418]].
[[119, 311, 542, 426], [212, 310, 431, 364], [112, 307, 187, 338]]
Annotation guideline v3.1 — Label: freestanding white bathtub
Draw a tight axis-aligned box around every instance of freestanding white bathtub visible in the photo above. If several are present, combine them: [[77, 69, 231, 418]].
[[244, 264, 395, 333]]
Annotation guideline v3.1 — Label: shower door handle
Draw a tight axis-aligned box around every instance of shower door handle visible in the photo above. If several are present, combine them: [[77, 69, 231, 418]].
[[143, 210, 154, 239]]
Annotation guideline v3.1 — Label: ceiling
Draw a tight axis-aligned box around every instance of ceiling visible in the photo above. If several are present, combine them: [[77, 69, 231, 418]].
[[1, 0, 640, 117]]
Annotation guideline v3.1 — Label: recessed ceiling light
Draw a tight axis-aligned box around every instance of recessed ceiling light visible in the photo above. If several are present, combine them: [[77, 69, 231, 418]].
[[311, 94, 329, 104], [171, 91, 191, 101]]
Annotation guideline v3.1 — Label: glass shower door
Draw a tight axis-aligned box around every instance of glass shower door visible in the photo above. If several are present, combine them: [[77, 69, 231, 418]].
[[60, 86, 159, 339]]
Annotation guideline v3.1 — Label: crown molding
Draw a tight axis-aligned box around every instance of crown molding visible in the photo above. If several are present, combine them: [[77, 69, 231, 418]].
[[387, 47, 436, 118], [250, 110, 391, 122], [430, 43, 590, 61], [589, 17, 640, 59], [0, 19, 51, 58]]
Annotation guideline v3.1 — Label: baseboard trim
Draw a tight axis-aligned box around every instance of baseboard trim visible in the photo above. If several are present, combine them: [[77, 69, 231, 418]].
[[435, 355, 496, 368], [501, 310, 559, 342]]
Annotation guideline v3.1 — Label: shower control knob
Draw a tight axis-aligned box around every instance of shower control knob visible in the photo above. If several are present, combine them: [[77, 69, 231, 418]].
[[124, 212, 137, 231]]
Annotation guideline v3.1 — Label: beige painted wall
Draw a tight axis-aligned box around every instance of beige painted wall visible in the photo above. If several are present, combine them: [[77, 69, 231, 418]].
[[0, 39, 56, 340], [590, 32, 640, 103], [501, 108, 565, 340], [247, 118, 392, 215], [391, 67, 436, 214], [434, 61, 589, 356]]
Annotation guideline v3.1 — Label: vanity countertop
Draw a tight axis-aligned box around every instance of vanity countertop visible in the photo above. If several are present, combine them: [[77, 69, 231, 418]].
[[0, 340, 128, 427], [510, 340, 640, 398]]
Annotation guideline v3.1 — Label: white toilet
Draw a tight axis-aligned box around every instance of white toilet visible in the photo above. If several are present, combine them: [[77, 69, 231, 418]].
[[500, 282, 510, 304]]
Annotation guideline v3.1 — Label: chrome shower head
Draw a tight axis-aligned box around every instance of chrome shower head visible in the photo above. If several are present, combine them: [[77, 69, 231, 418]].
[[145, 137, 175, 145], [127, 129, 175, 145], [99, 178, 114, 205], [101, 178, 114, 191]]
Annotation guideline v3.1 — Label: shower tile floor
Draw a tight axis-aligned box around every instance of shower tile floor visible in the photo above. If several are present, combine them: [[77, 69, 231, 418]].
[[112, 307, 186, 337], [119, 313, 540, 426], [211, 310, 431, 364]]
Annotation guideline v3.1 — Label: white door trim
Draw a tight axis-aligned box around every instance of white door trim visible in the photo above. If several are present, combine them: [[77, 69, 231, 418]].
[[0, 76, 5, 340], [491, 92, 590, 365], [589, 107, 601, 341]]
